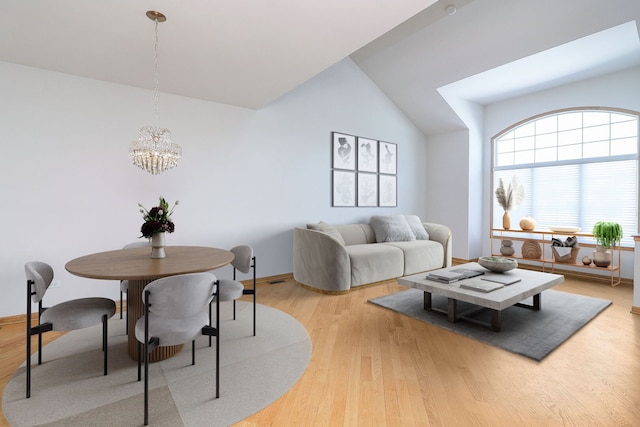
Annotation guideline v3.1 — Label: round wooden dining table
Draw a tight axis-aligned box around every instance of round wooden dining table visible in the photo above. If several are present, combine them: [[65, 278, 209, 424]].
[[65, 246, 234, 361]]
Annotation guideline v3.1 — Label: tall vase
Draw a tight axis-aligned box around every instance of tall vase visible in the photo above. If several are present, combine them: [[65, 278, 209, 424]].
[[502, 211, 511, 230], [150, 232, 166, 259]]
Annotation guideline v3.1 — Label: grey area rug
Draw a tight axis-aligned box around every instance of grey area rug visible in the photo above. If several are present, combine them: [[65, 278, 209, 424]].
[[3, 302, 311, 426], [369, 288, 611, 361]]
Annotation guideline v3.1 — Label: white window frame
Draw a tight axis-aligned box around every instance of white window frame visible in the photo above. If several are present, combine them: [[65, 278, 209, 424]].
[[491, 107, 639, 248]]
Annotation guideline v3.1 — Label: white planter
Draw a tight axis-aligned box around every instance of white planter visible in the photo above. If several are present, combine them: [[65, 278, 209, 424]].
[[150, 232, 166, 259]]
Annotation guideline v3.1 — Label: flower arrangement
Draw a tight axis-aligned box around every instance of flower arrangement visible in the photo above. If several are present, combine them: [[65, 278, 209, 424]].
[[138, 196, 178, 238], [495, 176, 525, 212]]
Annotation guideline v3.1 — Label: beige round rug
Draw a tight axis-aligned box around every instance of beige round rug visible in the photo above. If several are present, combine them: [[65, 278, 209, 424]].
[[3, 301, 311, 426]]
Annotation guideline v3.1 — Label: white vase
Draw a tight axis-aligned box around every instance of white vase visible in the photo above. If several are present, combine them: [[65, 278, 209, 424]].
[[150, 232, 166, 259]]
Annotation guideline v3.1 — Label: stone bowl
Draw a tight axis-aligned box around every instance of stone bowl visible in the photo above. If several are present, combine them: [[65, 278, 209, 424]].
[[478, 256, 518, 273]]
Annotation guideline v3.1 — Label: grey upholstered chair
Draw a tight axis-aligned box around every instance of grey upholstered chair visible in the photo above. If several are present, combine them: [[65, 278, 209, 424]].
[[24, 261, 116, 398], [135, 272, 218, 426], [217, 245, 257, 336], [120, 240, 150, 333]]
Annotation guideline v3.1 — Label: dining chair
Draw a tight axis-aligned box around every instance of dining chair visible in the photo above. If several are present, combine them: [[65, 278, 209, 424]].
[[217, 245, 257, 336], [135, 272, 218, 426], [120, 240, 151, 334], [24, 261, 116, 398]]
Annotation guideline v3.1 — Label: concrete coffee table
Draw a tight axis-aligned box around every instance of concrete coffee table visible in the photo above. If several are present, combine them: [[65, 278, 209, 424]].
[[398, 263, 564, 332]]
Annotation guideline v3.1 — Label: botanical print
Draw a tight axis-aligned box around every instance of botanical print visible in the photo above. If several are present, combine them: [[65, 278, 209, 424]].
[[333, 170, 356, 206], [379, 142, 397, 175], [357, 137, 378, 173], [379, 174, 397, 207], [332, 133, 356, 170], [357, 173, 377, 206]]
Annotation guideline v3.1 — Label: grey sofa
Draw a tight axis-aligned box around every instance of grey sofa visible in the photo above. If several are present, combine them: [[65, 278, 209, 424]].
[[293, 217, 451, 293]]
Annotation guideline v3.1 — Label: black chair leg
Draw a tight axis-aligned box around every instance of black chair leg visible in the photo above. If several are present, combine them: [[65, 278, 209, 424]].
[[216, 291, 220, 399], [253, 257, 256, 336], [103, 314, 108, 375], [192, 340, 196, 365], [208, 301, 213, 347], [137, 342, 142, 382], [26, 284, 32, 399], [144, 344, 149, 426], [120, 291, 123, 319]]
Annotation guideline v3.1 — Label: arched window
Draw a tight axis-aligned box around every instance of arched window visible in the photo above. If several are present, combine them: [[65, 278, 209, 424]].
[[492, 107, 638, 247]]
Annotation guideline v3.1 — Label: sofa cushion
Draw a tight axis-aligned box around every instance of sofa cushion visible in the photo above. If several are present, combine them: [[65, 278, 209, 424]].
[[370, 215, 416, 243], [381, 240, 445, 275], [404, 215, 430, 240], [346, 244, 404, 287], [334, 224, 376, 246], [307, 221, 345, 245]]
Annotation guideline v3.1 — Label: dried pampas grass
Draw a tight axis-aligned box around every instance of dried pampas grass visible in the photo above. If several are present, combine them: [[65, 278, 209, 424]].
[[495, 176, 524, 211]]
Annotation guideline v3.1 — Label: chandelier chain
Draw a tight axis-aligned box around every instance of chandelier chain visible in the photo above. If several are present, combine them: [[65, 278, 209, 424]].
[[153, 18, 160, 125]]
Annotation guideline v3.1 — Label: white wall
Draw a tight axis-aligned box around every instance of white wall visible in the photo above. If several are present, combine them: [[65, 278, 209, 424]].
[[0, 57, 430, 317], [483, 66, 640, 280], [425, 129, 470, 259]]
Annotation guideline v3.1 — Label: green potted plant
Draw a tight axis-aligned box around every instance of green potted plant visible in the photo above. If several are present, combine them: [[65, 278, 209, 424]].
[[591, 221, 622, 267]]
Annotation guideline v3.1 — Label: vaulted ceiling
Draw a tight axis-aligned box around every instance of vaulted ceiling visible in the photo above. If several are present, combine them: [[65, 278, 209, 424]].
[[1, 0, 639, 136]]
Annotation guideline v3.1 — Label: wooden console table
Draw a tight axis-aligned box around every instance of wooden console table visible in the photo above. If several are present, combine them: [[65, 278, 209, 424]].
[[66, 246, 234, 361], [490, 228, 621, 286]]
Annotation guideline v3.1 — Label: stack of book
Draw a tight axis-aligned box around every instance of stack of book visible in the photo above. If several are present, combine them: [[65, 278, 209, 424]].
[[459, 281, 504, 293], [425, 270, 466, 284], [426, 268, 485, 284]]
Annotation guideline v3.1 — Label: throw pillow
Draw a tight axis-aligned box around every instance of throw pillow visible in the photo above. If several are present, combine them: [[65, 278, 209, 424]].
[[370, 215, 416, 242], [307, 221, 345, 245], [404, 214, 430, 240]]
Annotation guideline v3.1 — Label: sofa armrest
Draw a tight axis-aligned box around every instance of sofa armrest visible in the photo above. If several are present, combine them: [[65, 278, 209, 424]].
[[293, 227, 352, 292], [423, 222, 452, 268]]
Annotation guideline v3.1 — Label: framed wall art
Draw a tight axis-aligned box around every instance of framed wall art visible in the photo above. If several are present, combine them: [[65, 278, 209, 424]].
[[332, 170, 356, 207], [331, 131, 398, 208], [378, 141, 397, 175], [357, 172, 378, 207], [357, 137, 378, 173], [332, 132, 356, 170], [379, 174, 397, 207]]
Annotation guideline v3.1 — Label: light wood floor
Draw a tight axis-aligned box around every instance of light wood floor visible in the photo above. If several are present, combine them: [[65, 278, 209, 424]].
[[2, 276, 639, 426]]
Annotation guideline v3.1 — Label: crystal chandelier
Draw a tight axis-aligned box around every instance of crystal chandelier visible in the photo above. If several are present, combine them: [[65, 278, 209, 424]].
[[129, 11, 182, 175]]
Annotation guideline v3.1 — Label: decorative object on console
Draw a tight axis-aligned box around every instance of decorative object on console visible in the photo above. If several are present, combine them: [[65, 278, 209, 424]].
[[548, 226, 581, 233], [519, 216, 536, 231], [478, 256, 518, 273], [500, 239, 515, 256], [592, 221, 623, 268], [582, 256, 592, 265], [129, 11, 182, 175], [551, 235, 579, 263], [521, 239, 542, 259], [495, 176, 524, 230]]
